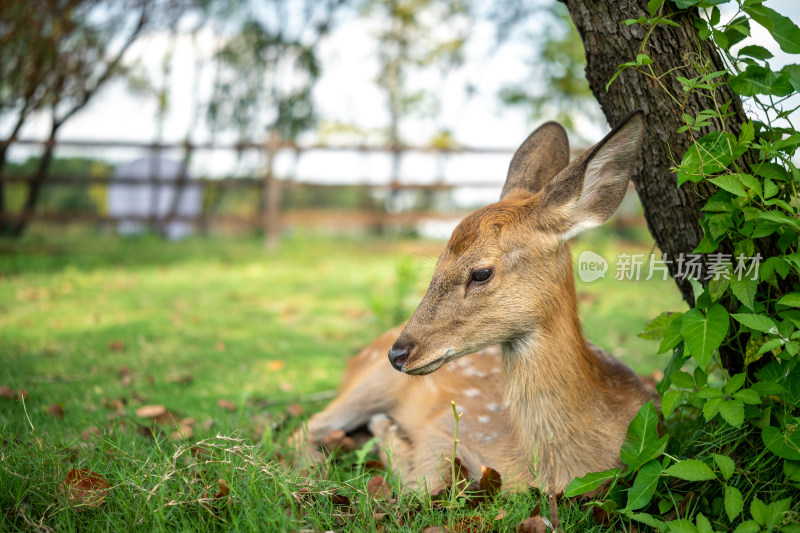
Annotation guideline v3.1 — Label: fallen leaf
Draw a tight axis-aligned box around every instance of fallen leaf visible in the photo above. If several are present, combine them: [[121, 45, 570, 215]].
[[494, 509, 506, 521], [45, 404, 65, 419], [108, 341, 124, 352], [165, 374, 193, 384], [217, 399, 236, 412], [119, 366, 131, 377], [364, 459, 386, 471], [373, 512, 388, 523], [60, 468, 111, 510], [267, 360, 285, 371], [215, 342, 226, 352], [18, 388, 29, 399], [452, 516, 492, 533], [286, 403, 303, 417], [442, 456, 470, 491], [214, 479, 229, 499], [0, 386, 15, 399], [421, 526, 447, 533], [135, 405, 166, 418], [81, 427, 102, 440], [366, 475, 392, 500], [515, 515, 547, 533], [279, 382, 293, 392]]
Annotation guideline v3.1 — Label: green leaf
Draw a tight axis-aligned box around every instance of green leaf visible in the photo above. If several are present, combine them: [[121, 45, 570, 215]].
[[729, 64, 794, 96], [671, 371, 695, 389], [732, 520, 760, 533], [733, 388, 762, 405], [751, 496, 767, 526], [719, 399, 745, 427], [732, 313, 778, 334], [713, 454, 735, 481], [663, 459, 717, 481], [620, 401, 667, 471], [757, 338, 783, 356], [625, 460, 663, 510], [744, 4, 800, 54], [563, 468, 619, 498], [640, 312, 679, 340], [762, 425, 800, 460], [724, 483, 744, 521], [738, 44, 773, 60], [661, 390, 683, 416], [730, 276, 757, 310], [681, 305, 730, 369], [709, 174, 747, 196], [647, 0, 665, 16], [659, 314, 685, 353], [628, 512, 667, 531], [725, 372, 746, 395], [778, 293, 800, 307], [703, 396, 722, 421], [759, 211, 800, 232], [673, 0, 700, 8]]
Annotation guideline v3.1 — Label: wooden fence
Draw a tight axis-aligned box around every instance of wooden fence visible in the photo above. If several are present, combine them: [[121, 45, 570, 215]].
[[1, 138, 628, 243]]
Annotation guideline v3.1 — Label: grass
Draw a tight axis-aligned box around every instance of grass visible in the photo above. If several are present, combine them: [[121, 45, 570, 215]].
[[0, 228, 685, 531]]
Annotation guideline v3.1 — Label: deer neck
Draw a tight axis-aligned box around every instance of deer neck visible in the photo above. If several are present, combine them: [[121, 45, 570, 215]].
[[500, 249, 613, 465]]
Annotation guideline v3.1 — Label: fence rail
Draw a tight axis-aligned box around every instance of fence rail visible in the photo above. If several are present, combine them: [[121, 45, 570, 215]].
[[2, 137, 619, 241]]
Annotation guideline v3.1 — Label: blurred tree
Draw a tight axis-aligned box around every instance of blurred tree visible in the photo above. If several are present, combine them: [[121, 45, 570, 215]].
[[360, 0, 474, 217], [497, 1, 601, 136], [206, 0, 344, 249], [0, 0, 188, 237]]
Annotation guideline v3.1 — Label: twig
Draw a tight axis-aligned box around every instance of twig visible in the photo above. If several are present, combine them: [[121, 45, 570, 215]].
[[547, 437, 562, 533]]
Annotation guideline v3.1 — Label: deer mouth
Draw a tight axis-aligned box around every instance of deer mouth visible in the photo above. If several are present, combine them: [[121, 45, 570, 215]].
[[403, 348, 456, 375]]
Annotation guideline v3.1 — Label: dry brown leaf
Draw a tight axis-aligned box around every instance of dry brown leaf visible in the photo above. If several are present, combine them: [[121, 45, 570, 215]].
[[515, 515, 547, 533], [217, 399, 236, 412], [373, 511, 388, 523], [135, 405, 166, 418], [421, 526, 447, 533], [18, 388, 29, 399], [81, 427, 102, 440], [364, 459, 386, 471], [108, 341, 124, 352], [215, 342, 226, 352], [478, 465, 502, 496], [214, 479, 229, 499], [286, 403, 303, 417], [45, 404, 65, 419], [442, 456, 470, 491], [451, 516, 492, 533], [494, 509, 506, 521], [60, 468, 111, 510], [366, 475, 392, 500], [279, 382, 293, 392], [165, 374, 194, 384], [0, 386, 15, 399], [153, 410, 181, 426]]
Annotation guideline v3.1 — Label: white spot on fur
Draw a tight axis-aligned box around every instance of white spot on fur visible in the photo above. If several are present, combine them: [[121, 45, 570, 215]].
[[487, 402, 500, 413], [478, 415, 490, 424], [464, 388, 480, 397]]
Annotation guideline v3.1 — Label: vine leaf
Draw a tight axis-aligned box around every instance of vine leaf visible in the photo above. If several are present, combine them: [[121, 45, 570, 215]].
[[663, 459, 717, 481], [624, 460, 662, 511], [619, 401, 667, 471], [681, 304, 729, 369]]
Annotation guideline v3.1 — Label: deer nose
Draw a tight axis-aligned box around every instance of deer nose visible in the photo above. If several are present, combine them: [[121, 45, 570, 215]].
[[388, 343, 414, 371]]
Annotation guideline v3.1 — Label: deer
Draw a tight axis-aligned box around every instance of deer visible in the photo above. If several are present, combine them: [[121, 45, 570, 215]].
[[291, 111, 654, 494]]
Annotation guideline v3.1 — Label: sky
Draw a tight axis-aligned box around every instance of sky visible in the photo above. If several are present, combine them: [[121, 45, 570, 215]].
[[6, 0, 800, 202]]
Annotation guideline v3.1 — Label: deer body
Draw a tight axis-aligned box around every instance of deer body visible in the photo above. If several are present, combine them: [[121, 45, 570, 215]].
[[294, 112, 654, 492]]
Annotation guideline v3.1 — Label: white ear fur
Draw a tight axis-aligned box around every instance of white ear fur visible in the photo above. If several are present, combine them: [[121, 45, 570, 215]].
[[561, 112, 644, 240]]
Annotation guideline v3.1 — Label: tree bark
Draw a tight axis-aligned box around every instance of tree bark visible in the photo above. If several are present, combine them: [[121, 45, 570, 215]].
[[562, 0, 793, 375]]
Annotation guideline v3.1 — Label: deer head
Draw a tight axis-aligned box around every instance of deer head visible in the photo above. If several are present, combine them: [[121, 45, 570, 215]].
[[388, 111, 645, 374]]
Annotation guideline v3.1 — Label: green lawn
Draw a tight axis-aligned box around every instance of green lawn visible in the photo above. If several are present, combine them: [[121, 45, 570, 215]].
[[0, 229, 684, 531]]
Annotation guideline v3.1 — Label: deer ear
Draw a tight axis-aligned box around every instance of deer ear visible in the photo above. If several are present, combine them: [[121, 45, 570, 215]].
[[501, 121, 570, 199], [541, 111, 645, 240]]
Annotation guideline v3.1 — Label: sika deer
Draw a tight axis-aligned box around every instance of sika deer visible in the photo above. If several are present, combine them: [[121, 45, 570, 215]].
[[293, 111, 653, 493]]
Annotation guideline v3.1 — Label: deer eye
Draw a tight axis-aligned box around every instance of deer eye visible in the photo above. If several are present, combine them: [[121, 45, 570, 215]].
[[470, 268, 493, 283]]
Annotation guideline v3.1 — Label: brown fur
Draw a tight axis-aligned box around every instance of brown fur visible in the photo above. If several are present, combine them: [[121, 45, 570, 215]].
[[292, 112, 652, 493]]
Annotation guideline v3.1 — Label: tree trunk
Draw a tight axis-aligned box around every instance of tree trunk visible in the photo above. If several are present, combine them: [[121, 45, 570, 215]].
[[10, 132, 57, 237], [562, 0, 792, 374]]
